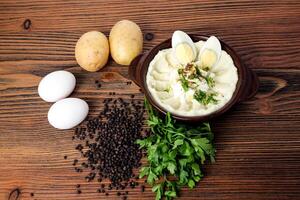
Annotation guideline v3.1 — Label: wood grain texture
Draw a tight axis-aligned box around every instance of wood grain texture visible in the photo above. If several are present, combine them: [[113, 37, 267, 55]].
[[0, 0, 300, 199]]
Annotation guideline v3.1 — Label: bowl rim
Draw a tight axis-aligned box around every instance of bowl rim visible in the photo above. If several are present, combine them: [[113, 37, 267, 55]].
[[137, 35, 248, 122]]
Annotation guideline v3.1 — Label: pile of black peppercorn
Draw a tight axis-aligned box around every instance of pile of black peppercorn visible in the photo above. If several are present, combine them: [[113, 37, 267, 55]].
[[72, 97, 146, 199]]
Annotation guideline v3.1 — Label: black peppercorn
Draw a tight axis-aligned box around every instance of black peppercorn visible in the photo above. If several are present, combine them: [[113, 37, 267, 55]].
[[144, 32, 154, 41], [72, 97, 145, 198], [141, 185, 145, 192]]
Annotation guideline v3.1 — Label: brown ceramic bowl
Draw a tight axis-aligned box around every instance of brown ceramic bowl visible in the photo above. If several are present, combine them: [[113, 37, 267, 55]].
[[129, 35, 259, 123]]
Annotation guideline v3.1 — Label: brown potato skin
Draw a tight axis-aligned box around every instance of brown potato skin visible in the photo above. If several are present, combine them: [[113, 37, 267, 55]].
[[75, 31, 109, 72], [109, 20, 143, 66]]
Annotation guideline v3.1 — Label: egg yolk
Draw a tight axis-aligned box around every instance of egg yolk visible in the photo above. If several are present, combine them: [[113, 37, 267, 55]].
[[200, 49, 217, 68], [175, 43, 194, 64]]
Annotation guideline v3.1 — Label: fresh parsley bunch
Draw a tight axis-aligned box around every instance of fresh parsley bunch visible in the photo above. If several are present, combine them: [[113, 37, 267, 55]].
[[136, 100, 216, 200]]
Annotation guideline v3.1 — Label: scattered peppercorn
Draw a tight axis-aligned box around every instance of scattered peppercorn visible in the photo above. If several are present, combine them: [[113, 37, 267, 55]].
[[23, 19, 31, 30], [141, 185, 145, 192], [72, 97, 146, 197], [130, 181, 135, 189], [30, 193, 34, 197], [144, 32, 154, 41], [64, 155, 67, 160], [72, 159, 78, 166]]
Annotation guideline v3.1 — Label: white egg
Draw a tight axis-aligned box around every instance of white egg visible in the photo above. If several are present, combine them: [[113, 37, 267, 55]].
[[48, 98, 89, 129], [198, 36, 221, 69], [38, 70, 76, 102], [172, 30, 197, 65]]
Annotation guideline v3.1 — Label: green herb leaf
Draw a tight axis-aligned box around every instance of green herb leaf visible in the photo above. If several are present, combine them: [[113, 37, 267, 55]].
[[205, 76, 215, 88], [194, 90, 218, 106], [136, 139, 146, 148], [195, 67, 202, 77], [165, 191, 177, 197], [153, 165, 164, 174], [139, 166, 150, 178], [178, 69, 189, 92], [191, 163, 201, 175], [167, 151, 176, 163], [173, 139, 184, 149], [167, 161, 176, 174], [152, 183, 162, 192], [193, 175, 202, 182], [155, 187, 162, 200], [188, 179, 195, 189], [179, 169, 189, 184], [179, 158, 188, 168], [147, 170, 158, 185], [137, 99, 216, 200], [179, 141, 194, 156]]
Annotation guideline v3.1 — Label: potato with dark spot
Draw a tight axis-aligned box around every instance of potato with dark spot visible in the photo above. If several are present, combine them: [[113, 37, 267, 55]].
[[109, 20, 143, 65], [75, 31, 109, 72]]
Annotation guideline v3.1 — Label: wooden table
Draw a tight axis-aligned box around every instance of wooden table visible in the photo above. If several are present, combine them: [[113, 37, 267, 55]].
[[1, 1, 300, 200]]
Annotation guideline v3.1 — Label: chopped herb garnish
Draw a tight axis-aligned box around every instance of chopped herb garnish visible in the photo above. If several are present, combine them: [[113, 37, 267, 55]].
[[164, 87, 171, 93], [203, 66, 210, 71], [178, 69, 189, 92], [195, 67, 202, 77], [178, 68, 184, 75], [188, 73, 197, 79], [205, 76, 215, 88], [194, 90, 218, 105], [178, 63, 216, 98]]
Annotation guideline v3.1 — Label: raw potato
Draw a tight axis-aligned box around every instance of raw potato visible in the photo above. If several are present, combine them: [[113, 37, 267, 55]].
[[75, 31, 109, 72], [109, 20, 143, 65]]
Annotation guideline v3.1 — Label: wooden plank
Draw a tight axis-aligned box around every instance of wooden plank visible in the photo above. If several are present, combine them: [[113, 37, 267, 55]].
[[0, 0, 300, 200]]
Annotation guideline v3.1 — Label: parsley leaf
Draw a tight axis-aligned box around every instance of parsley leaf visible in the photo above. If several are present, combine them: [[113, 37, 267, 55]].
[[194, 90, 218, 106], [178, 69, 189, 92], [136, 99, 216, 199], [205, 76, 215, 88]]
